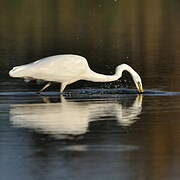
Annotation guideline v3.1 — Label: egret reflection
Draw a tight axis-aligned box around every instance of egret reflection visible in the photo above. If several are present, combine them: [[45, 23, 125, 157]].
[[10, 95, 143, 139]]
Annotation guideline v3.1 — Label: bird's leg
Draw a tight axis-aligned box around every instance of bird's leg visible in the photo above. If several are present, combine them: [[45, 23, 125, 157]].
[[39, 82, 51, 92], [60, 82, 67, 93]]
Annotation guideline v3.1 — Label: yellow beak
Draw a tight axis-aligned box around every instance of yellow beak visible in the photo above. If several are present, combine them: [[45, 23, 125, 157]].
[[137, 82, 144, 93]]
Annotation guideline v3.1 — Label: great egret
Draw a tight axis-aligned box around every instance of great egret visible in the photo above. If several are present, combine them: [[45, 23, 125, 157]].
[[9, 54, 143, 93]]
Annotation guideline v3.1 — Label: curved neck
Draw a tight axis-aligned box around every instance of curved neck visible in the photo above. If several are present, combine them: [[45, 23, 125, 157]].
[[83, 68, 118, 82], [115, 64, 138, 78], [83, 64, 138, 83]]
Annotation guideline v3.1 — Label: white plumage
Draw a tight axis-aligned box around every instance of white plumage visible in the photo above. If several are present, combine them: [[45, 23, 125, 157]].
[[9, 54, 143, 93]]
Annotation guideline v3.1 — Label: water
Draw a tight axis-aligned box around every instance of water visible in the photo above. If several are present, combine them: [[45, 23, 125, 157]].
[[0, 0, 180, 180]]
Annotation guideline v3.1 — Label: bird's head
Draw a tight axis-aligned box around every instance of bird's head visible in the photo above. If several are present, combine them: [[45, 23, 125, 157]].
[[132, 73, 144, 93], [116, 64, 144, 93]]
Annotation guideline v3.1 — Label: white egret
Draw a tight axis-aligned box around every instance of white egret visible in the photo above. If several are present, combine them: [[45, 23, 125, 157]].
[[9, 54, 143, 93]]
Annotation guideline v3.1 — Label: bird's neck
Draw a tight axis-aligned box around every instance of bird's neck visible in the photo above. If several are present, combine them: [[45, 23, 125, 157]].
[[84, 64, 137, 83], [84, 69, 118, 82], [115, 64, 138, 80]]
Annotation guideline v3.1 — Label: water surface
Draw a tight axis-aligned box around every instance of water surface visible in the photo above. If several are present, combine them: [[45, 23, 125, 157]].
[[0, 0, 180, 180]]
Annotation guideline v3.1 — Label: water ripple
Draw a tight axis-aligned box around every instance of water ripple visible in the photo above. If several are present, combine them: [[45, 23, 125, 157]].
[[59, 144, 139, 152], [0, 88, 179, 97]]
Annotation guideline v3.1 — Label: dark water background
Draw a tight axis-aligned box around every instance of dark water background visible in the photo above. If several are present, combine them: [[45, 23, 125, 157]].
[[0, 1, 180, 180]]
